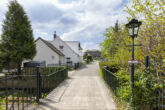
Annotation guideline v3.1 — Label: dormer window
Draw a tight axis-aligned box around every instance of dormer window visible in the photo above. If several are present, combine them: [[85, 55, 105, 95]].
[[59, 46, 63, 50], [66, 57, 70, 60], [52, 56, 55, 60]]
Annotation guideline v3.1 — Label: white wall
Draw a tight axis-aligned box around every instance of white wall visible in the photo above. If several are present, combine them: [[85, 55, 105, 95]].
[[66, 42, 83, 62], [33, 39, 64, 66], [50, 36, 79, 65]]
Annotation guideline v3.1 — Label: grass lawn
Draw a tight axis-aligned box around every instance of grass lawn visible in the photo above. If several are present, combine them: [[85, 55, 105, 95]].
[[98, 69, 103, 78]]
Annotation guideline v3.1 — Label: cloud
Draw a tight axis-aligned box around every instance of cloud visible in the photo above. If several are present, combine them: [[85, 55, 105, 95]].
[[82, 42, 100, 51], [61, 0, 128, 43], [28, 4, 63, 23], [0, 0, 130, 51]]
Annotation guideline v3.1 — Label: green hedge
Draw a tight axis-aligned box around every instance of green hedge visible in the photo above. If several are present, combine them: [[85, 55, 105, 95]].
[[100, 62, 158, 110], [40, 66, 65, 75], [99, 61, 120, 73]]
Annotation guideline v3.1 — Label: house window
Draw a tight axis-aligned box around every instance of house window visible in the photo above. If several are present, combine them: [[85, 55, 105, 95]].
[[52, 56, 55, 60], [66, 57, 70, 60], [66, 57, 72, 65], [59, 46, 64, 50]]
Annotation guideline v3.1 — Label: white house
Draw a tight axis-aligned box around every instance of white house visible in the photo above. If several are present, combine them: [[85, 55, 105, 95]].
[[65, 41, 83, 62], [50, 33, 80, 66], [33, 37, 65, 66]]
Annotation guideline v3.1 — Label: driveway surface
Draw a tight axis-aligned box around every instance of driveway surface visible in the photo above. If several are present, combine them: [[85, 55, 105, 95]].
[[35, 61, 116, 110]]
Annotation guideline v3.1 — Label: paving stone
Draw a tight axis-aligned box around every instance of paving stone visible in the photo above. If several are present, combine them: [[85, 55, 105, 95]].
[[35, 61, 116, 110]]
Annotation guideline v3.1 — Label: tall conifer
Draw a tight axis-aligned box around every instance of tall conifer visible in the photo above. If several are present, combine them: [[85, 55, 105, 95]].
[[0, 1, 36, 73]]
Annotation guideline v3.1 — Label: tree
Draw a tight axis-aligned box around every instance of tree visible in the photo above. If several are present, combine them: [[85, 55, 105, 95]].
[[0, 1, 36, 73], [100, 21, 131, 64], [125, 0, 165, 76]]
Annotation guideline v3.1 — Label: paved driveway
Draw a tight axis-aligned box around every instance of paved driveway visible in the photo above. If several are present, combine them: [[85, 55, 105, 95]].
[[35, 61, 116, 110]]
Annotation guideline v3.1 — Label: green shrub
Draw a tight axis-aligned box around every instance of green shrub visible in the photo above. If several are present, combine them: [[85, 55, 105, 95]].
[[115, 68, 157, 109], [67, 66, 74, 71], [86, 59, 90, 64], [114, 69, 130, 101], [133, 69, 157, 110], [99, 61, 120, 73], [87, 55, 93, 61], [0, 98, 5, 110], [85, 55, 93, 64], [40, 66, 65, 75], [100, 60, 158, 109]]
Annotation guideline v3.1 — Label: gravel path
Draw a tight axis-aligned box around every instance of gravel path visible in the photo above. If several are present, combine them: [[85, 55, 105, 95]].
[[35, 61, 116, 110]]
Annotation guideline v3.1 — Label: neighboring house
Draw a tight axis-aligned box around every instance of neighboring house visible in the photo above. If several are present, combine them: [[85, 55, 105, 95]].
[[50, 33, 80, 66], [85, 50, 101, 58], [65, 41, 83, 62], [33, 37, 65, 66]]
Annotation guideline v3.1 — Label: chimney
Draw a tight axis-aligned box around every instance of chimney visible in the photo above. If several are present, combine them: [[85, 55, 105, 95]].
[[54, 31, 56, 39]]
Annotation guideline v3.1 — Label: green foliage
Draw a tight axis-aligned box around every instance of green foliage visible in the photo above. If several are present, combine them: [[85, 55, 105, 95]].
[[87, 55, 93, 61], [98, 68, 103, 78], [85, 55, 93, 64], [100, 21, 130, 61], [83, 52, 87, 60], [99, 61, 120, 73], [114, 69, 130, 101], [133, 69, 157, 110], [0, 97, 5, 110], [42, 93, 48, 98], [99, 0, 165, 109], [67, 66, 74, 71], [124, 0, 165, 71], [101, 65, 157, 109], [40, 66, 65, 75], [117, 69, 157, 109], [0, 1, 36, 71]]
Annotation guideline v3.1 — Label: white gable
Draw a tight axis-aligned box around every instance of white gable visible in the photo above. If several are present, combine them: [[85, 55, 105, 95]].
[[33, 39, 64, 66], [65, 41, 83, 57], [50, 36, 79, 64]]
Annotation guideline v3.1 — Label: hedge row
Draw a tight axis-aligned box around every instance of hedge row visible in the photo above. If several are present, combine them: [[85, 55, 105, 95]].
[[99, 61, 120, 73]]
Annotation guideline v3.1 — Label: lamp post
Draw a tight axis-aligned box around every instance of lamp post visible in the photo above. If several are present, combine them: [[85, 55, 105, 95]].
[[126, 18, 142, 108]]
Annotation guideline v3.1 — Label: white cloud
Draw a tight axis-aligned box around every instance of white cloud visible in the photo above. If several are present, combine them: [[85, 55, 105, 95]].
[[60, 0, 128, 41], [0, 0, 130, 50], [82, 42, 100, 51]]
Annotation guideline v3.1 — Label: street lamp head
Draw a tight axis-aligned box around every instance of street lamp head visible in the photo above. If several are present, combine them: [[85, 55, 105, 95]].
[[126, 18, 142, 37]]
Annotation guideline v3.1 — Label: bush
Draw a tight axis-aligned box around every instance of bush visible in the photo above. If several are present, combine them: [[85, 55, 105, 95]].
[[133, 69, 157, 110], [87, 55, 93, 61], [85, 55, 93, 64], [0, 98, 5, 110], [114, 69, 130, 101], [101, 63, 157, 109], [114, 68, 157, 110], [99, 61, 120, 73], [40, 66, 65, 75], [67, 66, 74, 71]]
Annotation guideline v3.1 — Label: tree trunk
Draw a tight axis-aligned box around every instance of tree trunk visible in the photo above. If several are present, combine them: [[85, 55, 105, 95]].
[[17, 62, 22, 75]]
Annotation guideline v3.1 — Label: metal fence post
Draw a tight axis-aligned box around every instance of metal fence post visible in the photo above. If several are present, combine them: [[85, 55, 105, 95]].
[[5, 74, 8, 110], [36, 67, 41, 103]]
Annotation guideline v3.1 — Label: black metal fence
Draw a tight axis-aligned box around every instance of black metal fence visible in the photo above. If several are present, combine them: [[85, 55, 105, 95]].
[[102, 66, 124, 97], [74, 63, 79, 70], [39, 67, 68, 100], [0, 67, 68, 110]]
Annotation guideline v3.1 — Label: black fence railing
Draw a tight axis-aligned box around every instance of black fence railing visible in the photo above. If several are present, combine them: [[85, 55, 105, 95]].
[[0, 67, 68, 110], [74, 63, 79, 70], [102, 66, 122, 96], [102, 65, 160, 109], [39, 67, 68, 100]]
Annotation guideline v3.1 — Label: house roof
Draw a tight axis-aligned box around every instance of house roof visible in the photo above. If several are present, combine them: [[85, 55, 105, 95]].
[[35, 37, 64, 56], [52, 36, 80, 57], [65, 41, 83, 50]]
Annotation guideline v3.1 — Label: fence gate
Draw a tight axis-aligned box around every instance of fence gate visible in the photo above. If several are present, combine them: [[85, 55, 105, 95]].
[[150, 57, 165, 110], [0, 67, 68, 110]]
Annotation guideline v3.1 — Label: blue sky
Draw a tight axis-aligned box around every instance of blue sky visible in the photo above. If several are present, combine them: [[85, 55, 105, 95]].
[[0, 0, 130, 51]]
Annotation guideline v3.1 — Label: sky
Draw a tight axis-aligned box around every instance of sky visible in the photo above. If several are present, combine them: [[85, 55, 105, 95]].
[[0, 0, 130, 51]]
